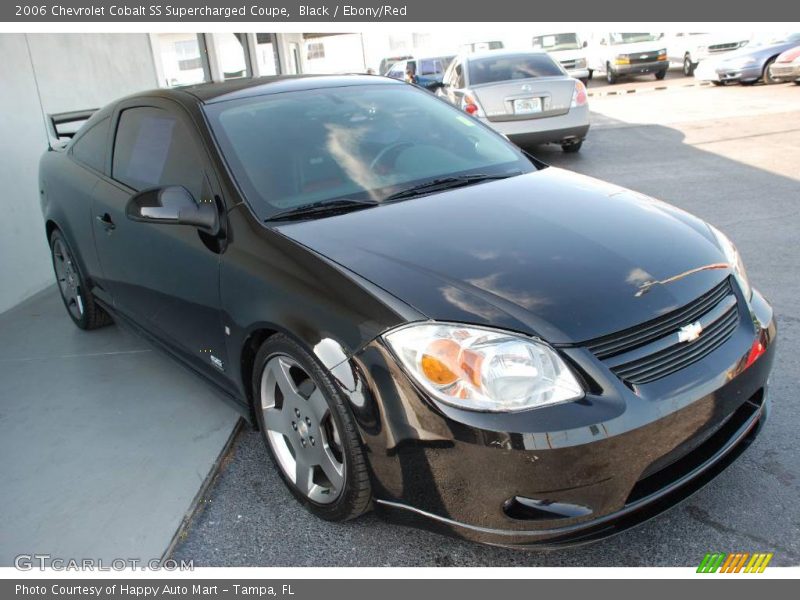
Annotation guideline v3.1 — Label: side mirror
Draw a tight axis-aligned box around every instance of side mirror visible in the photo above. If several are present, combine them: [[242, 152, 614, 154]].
[[600, 38, 607, 46], [126, 186, 219, 234], [583, 40, 588, 48]]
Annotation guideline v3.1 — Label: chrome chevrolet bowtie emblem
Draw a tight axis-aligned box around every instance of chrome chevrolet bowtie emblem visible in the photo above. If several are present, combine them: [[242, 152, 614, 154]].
[[678, 322, 703, 343]]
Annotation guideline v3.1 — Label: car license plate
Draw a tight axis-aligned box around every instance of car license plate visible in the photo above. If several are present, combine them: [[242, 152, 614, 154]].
[[513, 98, 542, 114]]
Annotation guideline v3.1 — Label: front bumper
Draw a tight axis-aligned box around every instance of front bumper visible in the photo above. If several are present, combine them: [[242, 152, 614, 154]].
[[477, 105, 590, 147], [611, 60, 669, 76], [333, 287, 776, 548], [695, 61, 763, 83], [769, 62, 800, 82]]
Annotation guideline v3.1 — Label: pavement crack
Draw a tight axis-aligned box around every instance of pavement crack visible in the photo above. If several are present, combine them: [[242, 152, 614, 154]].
[[685, 505, 800, 561]]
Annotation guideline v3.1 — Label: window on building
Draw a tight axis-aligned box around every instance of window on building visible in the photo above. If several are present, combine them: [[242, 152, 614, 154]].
[[153, 33, 209, 88], [307, 43, 325, 60], [255, 33, 280, 76]]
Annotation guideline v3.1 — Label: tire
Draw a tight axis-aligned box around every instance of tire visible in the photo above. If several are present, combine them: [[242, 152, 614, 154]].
[[253, 334, 371, 522], [655, 69, 668, 80], [762, 57, 779, 85], [683, 55, 696, 76], [606, 64, 618, 84], [587, 69, 594, 81], [49, 229, 112, 330], [561, 140, 583, 153], [794, 80, 800, 86]]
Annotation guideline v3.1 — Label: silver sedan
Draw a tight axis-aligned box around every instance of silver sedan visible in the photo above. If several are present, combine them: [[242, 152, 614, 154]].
[[436, 50, 590, 152]]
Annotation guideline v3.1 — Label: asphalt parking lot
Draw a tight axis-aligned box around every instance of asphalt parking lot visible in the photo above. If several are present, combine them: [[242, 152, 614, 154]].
[[171, 79, 800, 567]]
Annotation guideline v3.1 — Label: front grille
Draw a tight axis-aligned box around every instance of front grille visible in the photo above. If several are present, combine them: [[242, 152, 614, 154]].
[[560, 59, 577, 69], [586, 278, 740, 384], [630, 52, 659, 64], [708, 42, 739, 53]]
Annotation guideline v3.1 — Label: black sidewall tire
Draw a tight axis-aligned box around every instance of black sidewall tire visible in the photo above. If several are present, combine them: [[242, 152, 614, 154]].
[[252, 334, 371, 522], [762, 58, 778, 85], [49, 230, 110, 330]]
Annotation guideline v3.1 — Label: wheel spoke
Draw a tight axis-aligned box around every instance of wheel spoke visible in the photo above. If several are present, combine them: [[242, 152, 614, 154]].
[[306, 387, 329, 422], [273, 357, 303, 404], [263, 406, 291, 435], [294, 453, 313, 495], [318, 446, 344, 492]]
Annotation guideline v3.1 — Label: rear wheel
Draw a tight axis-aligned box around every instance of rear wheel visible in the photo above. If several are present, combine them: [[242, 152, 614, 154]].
[[683, 55, 696, 76], [562, 140, 583, 153], [50, 229, 111, 330], [253, 334, 371, 521], [655, 69, 668, 80]]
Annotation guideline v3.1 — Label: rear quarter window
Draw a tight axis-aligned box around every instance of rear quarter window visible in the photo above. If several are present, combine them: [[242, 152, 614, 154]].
[[71, 117, 110, 173], [468, 54, 563, 85]]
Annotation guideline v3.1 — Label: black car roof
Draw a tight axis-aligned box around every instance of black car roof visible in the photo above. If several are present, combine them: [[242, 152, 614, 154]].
[[163, 74, 401, 105]]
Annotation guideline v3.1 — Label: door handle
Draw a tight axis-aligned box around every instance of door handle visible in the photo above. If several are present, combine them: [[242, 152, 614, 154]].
[[96, 213, 115, 231]]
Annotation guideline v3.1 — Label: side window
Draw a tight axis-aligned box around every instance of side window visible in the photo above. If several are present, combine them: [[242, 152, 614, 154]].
[[420, 59, 436, 76], [71, 117, 110, 173], [454, 63, 466, 88], [112, 107, 205, 200]]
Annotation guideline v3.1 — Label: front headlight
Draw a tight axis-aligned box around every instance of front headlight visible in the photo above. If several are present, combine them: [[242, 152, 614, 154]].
[[709, 225, 752, 301], [574, 57, 587, 69], [383, 323, 584, 412]]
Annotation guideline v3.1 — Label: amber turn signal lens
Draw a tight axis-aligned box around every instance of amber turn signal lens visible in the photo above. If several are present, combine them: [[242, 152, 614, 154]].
[[420, 339, 461, 385]]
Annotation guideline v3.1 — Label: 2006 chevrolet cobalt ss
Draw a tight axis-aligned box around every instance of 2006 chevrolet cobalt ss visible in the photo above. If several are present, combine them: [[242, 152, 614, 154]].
[[39, 75, 775, 547]]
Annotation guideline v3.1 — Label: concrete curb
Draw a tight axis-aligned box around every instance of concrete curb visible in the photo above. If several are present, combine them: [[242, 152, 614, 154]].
[[161, 417, 245, 562], [587, 81, 712, 98]]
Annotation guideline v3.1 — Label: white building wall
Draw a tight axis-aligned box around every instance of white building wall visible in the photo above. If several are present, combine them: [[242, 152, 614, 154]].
[[0, 33, 158, 314]]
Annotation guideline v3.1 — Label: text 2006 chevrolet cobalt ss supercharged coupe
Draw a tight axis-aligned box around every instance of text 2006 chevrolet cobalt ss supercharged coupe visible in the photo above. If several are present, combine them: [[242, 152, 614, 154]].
[[39, 75, 775, 547]]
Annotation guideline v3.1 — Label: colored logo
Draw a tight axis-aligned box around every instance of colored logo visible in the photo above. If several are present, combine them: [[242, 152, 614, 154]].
[[697, 552, 773, 573]]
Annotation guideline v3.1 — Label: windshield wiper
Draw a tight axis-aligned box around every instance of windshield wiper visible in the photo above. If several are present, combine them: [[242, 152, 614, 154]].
[[266, 198, 379, 222], [382, 172, 521, 203]]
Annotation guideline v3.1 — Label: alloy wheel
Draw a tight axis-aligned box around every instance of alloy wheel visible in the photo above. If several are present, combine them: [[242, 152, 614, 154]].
[[260, 354, 345, 504], [52, 238, 84, 321]]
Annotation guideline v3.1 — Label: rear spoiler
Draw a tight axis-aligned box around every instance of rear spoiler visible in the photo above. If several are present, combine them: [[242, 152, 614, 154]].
[[47, 109, 98, 149]]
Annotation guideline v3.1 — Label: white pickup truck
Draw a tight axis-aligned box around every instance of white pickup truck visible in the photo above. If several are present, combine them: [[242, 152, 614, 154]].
[[587, 32, 669, 84], [532, 33, 590, 83]]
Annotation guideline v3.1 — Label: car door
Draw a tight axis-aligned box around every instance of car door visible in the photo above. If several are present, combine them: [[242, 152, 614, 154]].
[[91, 98, 231, 384]]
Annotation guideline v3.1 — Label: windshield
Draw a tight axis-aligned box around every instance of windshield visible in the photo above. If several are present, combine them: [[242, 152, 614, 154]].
[[609, 32, 663, 45], [533, 33, 581, 51], [468, 54, 563, 85], [205, 84, 534, 219], [750, 32, 800, 47]]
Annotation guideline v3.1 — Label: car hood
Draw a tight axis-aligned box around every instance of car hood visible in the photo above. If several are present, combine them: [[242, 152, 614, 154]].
[[276, 168, 730, 344], [605, 41, 665, 55], [717, 40, 792, 63]]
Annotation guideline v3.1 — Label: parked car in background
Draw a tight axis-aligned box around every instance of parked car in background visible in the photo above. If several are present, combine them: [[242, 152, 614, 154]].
[[379, 55, 413, 75], [532, 32, 590, 83], [588, 32, 668, 84], [666, 32, 751, 76], [768, 45, 800, 84], [694, 33, 800, 85], [437, 50, 589, 152], [385, 55, 456, 91]]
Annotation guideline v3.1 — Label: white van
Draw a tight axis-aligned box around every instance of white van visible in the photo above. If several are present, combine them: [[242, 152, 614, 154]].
[[588, 32, 669, 84], [532, 33, 590, 82]]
